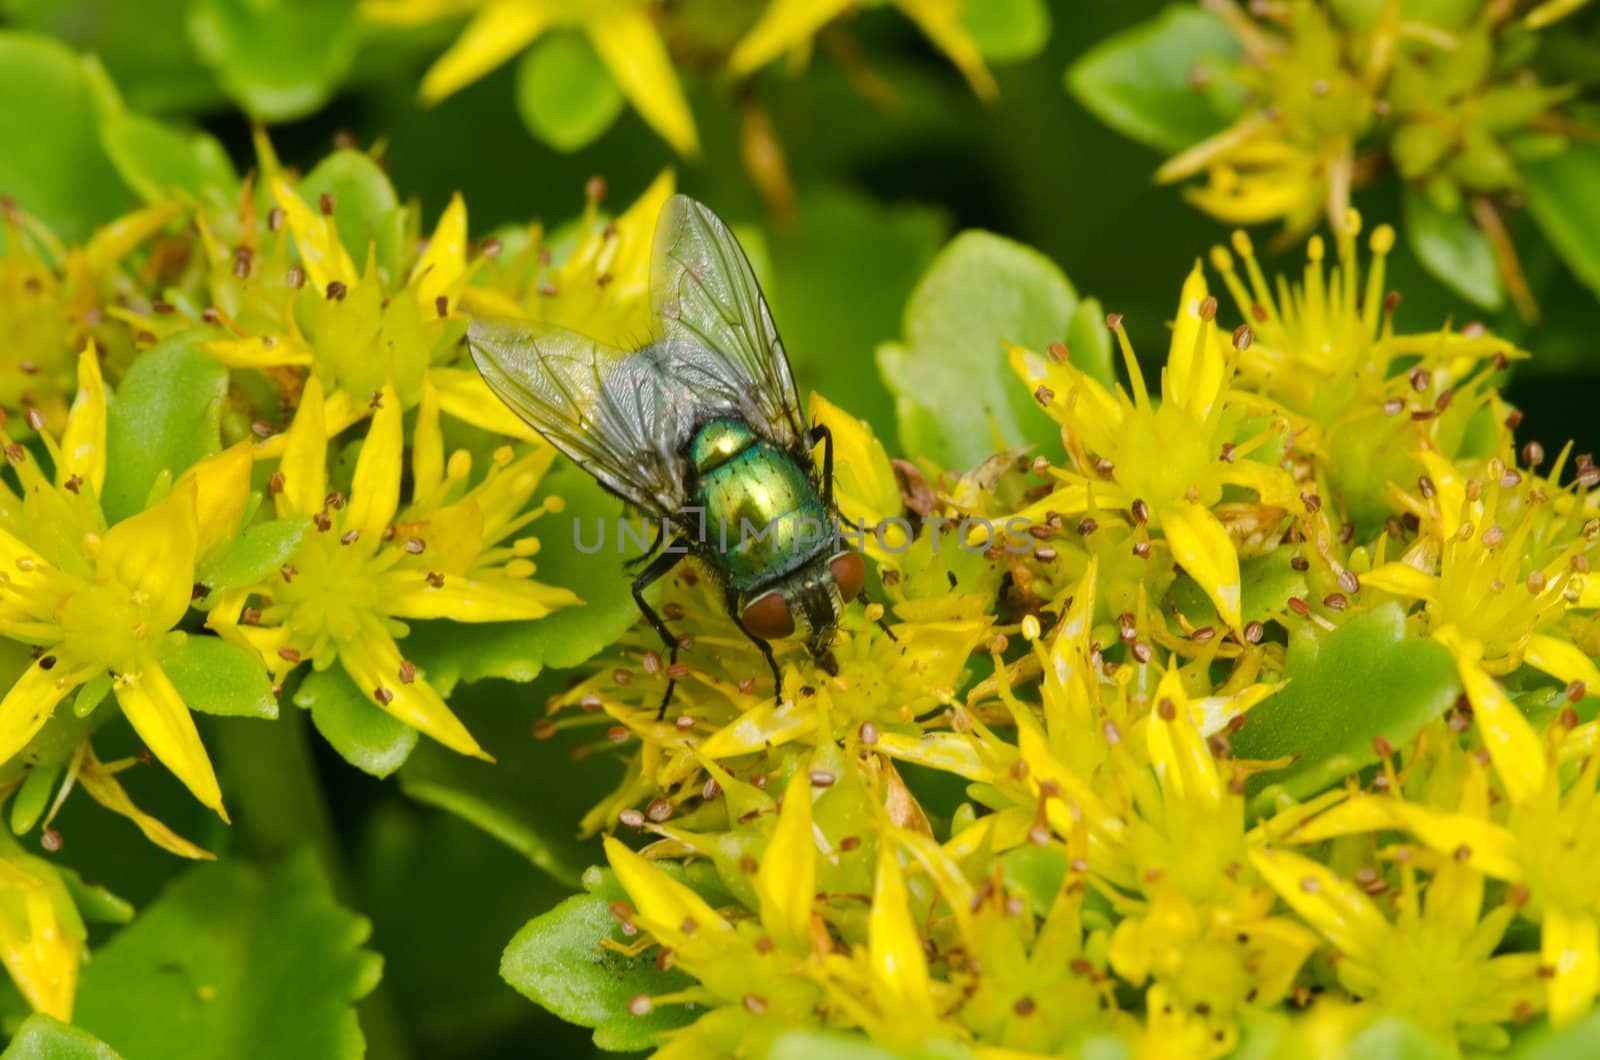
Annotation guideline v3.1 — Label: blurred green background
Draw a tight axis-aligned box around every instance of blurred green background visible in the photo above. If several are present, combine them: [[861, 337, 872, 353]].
[[4, 1, 1596, 1055]]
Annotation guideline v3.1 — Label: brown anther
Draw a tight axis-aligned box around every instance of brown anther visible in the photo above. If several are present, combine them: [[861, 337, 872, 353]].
[[1251, 302, 1268, 321], [1131, 498, 1150, 525], [809, 770, 836, 788], [1337, 569, 1360, 594], [397, 660, 416, 685], [3, 445, 24, 466], [1522, 441, 1545, 468], [435, 295, 449, 318], [405, 537, 426, 554], [1103, 719, 1122, 745], [287, 265, 306, 288], [1132, 541, 1151, 559], [742, 994, 766, 1015], [646, 798, 674, 822], [63, 474, 81, 494], [1105, 312, 1123, 330], [1418, 475, 1436, 499], [1243, 621, 1264, 643], [1198, 296, 1217, 321], [267, 206, 285, 231], [1027, 825, 1050, 846], [618, 808, 645, 828], [426, 571, 445, 588], [280, 563, 298, 582], [373, 686, 394, 705], [1157, 697, 1178, 721], [1567, 681, 1588, 703], [1289, 555, 1309, 572], [1527, 569, 1548, 594], [1409, 367, 1430, 392], [1232, 324, 1252, 350], [1207, 733, 1232, 758], [1383, 397, 1404, 416], [628, 995, 652, 1017], [1047, 341, 1069, 363], [1506, 409, 1524, 429], [1130, 642, 1152, 663], [1434, 389, 1453, 412], [1093, 456, 1114, 477], [1288, 597, 1310, 616], [480, 237, 502, 258], [40, 829, 62, 853], [277, 646, 302, 663], [1014, 997, 1037, 1016], [1078, 517, 1099, 536], [340, 529, 359, 545], [1299, 876, 1321, 894], [251, 420, 275, 439], [1323, 593, 1348, 611], [326, 280, 348, 301], [1034, 385, 1054, 407]]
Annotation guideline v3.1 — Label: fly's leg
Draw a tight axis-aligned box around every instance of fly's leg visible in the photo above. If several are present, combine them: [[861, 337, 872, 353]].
[[622, 522, 666, 571], [809, 423, 836, 509], [632, 542, 687, 719], [726, 586, 783, 703]]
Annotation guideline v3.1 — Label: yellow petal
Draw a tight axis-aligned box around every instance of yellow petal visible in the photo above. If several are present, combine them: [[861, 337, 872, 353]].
[[1160, 500, 1242, 629], [892, 0, 998, 101], [179, 443, 253, 564], [413, 381, 446, 507], [1146, 667, 1222, 806], [271, 177, 357, 291], [1524, 633, 1600, 691], [339, 616, 490, 760], [586, 9, 699, 156], [100, 477, 198, 634], [77, 748, 214, 860], [200, 333, 314, 369], [1544, 906, 1600, 1026], [413, 193, 469, 309], [1361, 561, 1440, 601], [806, 392, 900, 533], [344, 383, 403, 543], [276, 374, 328, 517], [381, 570, 579, 622], [1249, 846, 1389, 965], [82, 202, 178, 273], [419, 0, 553, 104], [1008, 341, 1123, 434], [59, 346, 106, 496], [113, 653, 225, 819], [755, 768, 815, 953], [1166, 262, 1226, 419], [1450, 644, 1547, 805], [431, 367, 543, 442], [729, 0, 853, 75], [0, 883, 79, 1021], [603, 835, 732, 949], [869, 839, 933, 1018], [699, 697, 817, 759], [0, 660, 83, 768], [873, 731, 993, 783], [1417, 450, 1468, 539]]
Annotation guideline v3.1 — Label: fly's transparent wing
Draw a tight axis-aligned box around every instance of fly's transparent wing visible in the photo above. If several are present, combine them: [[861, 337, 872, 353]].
[[467, 318, 697, 517], [650, 194, 808, 450]]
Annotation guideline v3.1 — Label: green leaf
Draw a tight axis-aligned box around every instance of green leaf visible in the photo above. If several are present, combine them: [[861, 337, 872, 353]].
[[158, 635, 277, 720], [187, 0, 360, 122], [1066, 6, 1243, 154], [1511, 1007, 1600, 1058], [57, 865, 134, 926], [102, 333, 228, 524], [296, 150, 404, 284], [514, 32, 625, 153], [0, 32, 131, 241], [406, 464, 643, 690], [1525, 139, 1600, 299], [1168, 549, 1306, 628], [297, 666, 417, 779], [500, 870, 694, 1052], [198, 518, 309, 594], [1232, 602, 1460, 815], [877, 231, 1078, 472], [1, 1014, 121, 1060], [399, 669, 624, 886], [98, 105, 237, 209], [1402, 187, 1504, 310], [961, 0, 1052, 62], [73, 851, 381, 1060], [770, 187, 948, 440]]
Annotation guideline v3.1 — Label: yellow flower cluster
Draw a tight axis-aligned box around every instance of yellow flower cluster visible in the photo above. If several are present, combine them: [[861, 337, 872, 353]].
[[566, 212, 1600, 1056]]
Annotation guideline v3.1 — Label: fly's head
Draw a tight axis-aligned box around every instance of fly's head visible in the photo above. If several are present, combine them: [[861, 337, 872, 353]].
[[738, 549, 866, 671]]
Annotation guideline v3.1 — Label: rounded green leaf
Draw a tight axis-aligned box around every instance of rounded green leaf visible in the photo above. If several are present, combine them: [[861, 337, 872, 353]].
[[102, 333, 229, 524], [159, 634, 278, 720], [877, 230, 1077, 473], [186, 0, 361, 122], [1, 1014, 122, 1060], [514, 33, 626, 154], [198, 518, 310, 596], [1066, 6, 1244, 155], [297, 666, 418, 779], [960, 0, 1051, 62], [0, 31, 131, 241], [500, 871, 694, 1052], [1233, 602, 1461, 816], [1402, 186, 1504, 310], [98, 105, 237, 208], [296, 149, 404, 283]]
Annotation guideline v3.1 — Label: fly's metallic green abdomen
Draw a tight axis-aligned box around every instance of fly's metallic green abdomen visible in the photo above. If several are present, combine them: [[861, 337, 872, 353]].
[[689, 419, 828, 592]]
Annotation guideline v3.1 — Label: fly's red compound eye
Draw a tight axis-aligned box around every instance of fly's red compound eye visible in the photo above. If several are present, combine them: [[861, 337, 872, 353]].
[[741, 590, 796, 640], [829, 551, 865, 604]]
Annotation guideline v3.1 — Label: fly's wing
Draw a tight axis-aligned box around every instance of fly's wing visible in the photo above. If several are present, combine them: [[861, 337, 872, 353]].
[[650, 195, 808, 451], [467, 318, 696, 517]]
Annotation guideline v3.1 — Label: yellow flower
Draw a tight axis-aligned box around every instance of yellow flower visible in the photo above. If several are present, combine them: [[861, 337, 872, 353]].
[[212, 376, 577, 759], [365, 0, 699, 156], [0, 349, 250, 818], [1251, 844, 1543, 1048], [730, 0, 997, 102], [1011, 264, 1299, 630], [0, 200, 178, 429], [0, 832, 83, 1021]]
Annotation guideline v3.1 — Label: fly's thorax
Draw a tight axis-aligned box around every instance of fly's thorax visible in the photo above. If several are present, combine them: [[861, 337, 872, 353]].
[[687, 420, 832, 590]]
